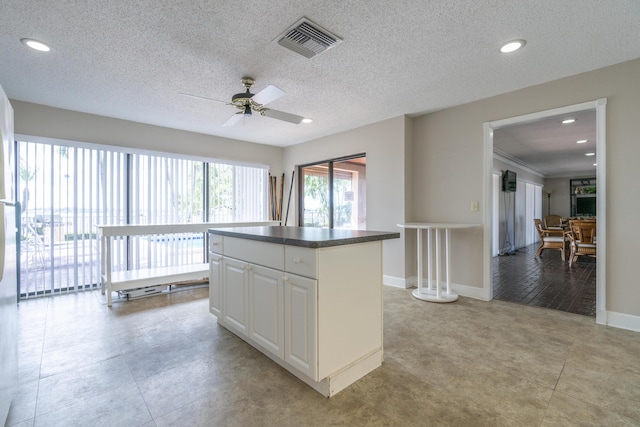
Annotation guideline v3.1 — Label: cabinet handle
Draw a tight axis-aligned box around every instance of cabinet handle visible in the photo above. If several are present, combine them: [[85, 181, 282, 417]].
[[293, 257, 302, 264], [283, 276, 289, 282]]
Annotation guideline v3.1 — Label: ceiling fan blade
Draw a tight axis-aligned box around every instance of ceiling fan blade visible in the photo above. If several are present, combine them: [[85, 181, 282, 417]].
[[222, 112, 244, 127], [179, 93, 228, 104], [262, 109, 304, 124], [252, 85, 285, 105]]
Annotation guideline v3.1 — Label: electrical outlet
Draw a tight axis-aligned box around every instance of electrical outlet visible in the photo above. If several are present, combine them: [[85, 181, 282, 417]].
[[471, 201, 479, 212]]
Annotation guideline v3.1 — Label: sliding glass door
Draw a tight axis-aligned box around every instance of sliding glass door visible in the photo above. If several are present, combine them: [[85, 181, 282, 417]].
[[300, 163, 329, 228], [17, 139, 268, 298], [299, 154, 366, 229]]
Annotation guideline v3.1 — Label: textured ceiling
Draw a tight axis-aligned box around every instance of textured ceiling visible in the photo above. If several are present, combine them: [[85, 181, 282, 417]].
[[1, 0, 639, 149], [494, 109, 597, 177]]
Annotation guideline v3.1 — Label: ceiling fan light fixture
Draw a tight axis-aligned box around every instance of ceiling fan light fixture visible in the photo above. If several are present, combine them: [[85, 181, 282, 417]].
[[21, 38, 52, 52], [185, 77, 304, 126], [500, 39, 525, 53]]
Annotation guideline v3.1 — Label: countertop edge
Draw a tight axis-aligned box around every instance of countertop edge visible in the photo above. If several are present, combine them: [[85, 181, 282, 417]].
[[208, 227, 400, 248]]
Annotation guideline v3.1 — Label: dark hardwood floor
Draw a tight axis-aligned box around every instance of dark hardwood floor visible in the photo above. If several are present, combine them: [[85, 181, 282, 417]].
[[492, 243, 596, 317]]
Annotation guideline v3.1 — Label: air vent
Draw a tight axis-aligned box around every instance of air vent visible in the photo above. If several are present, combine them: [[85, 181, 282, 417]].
[[275, 18, 342, 59]]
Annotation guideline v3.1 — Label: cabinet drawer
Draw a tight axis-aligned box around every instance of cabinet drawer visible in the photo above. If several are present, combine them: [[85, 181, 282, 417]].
[[285, 246, 317, 279], [224, 237, 284, 270], [209, 233, 223, 254]]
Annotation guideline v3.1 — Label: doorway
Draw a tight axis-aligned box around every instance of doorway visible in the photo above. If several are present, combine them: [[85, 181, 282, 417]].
[[483, 99, 607, 324]]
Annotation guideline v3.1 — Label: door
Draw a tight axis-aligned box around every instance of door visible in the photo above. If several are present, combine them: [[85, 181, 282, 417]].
[[299, 154, 366, 229], [222, 257, 248, 336], [248, 264, 284, 358], [284, 273, 317, 380], [300, 163, 329, 228]]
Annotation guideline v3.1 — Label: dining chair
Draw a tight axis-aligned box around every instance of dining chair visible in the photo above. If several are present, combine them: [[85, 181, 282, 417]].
[[544, 214, 563, 230], [534, 219, 567, 261], [567, 220, 597, 267]]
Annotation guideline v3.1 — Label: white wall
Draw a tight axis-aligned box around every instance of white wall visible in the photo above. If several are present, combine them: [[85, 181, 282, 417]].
[[542, 178, 571, 218], [413, 57, 640, 319], [11, 101, 284, 172], [543, 175, 597, 219], [283, 116, 410, 282]]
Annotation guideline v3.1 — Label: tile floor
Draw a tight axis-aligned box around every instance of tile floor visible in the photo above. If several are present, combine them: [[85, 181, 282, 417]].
[[492, 243, 596, 317], [6, 285, 640, 426]]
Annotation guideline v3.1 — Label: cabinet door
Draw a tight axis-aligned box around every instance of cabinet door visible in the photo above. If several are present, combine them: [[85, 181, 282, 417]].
[[222, 257, 248, 336], [284, 274, 317, 380], [248, 264, 284, 358], [208, 253, 222, 317]]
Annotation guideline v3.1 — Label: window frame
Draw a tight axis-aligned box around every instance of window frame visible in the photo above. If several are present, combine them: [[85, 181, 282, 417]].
[[297, 153, 366, 229]]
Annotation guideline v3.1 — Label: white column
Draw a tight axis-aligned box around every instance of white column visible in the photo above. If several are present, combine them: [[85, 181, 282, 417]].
[[426, 228, 432, 291], [435, 229, 441, 299], [416, 228, 423, 293], [445, 227, 451, 295]]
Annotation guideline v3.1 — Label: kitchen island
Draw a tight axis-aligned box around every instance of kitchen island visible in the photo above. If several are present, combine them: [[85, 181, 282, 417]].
[[207, 226, 399, 397]]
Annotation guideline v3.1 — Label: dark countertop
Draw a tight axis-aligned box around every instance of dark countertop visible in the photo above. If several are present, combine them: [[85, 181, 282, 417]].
[[208, 226, 400, 249]]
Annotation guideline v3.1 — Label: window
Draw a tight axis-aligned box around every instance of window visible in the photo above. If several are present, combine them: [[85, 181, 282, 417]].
[[298, 154, 366, 229], [17, 139, 267, 297]]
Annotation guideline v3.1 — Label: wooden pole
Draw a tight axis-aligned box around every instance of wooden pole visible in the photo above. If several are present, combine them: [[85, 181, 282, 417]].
[[279, 173, 284, 221], [271, 175, 278, 221], [284, 170, 295, 226], [268, 173, 272, 220]]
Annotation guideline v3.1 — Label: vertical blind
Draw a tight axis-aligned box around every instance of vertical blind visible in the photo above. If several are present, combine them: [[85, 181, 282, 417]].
[[514, 180, 543, 249], [493, 174, 542, 255], [17, 140, 267, 298]]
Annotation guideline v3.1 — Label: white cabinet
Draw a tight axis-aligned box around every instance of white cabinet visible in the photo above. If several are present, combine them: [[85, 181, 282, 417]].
[[248, 264, 284, 359], [220, 253, 314, 371], [208, 253, 222, 317], [284, 273, 317, 380], [209, 231, 384, 397], [221, 257, 249, 336]]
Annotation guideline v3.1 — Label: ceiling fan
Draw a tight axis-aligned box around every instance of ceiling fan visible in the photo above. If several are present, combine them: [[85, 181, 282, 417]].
[[180, 77, 305, 127]]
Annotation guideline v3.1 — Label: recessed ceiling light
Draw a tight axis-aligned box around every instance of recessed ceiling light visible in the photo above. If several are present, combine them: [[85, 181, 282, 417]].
[[21, 38, 52, 52], [562, 118, 576, 124], [585, 152, 595, 156], [500, 39, 526, 53], [576, 139, 588, 144], [593, 163, 597, 166], [301, 118, 313, 124]]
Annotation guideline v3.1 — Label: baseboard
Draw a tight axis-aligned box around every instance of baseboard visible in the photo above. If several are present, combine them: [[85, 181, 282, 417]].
[[383, 275, 411, 289], [384, 276, 488, 300], [452, 282, 491, 301], [606, 310, 640, 333]]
